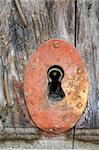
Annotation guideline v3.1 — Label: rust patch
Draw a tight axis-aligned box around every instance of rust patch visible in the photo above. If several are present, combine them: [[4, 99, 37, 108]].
[[24, 39, 89, 134]]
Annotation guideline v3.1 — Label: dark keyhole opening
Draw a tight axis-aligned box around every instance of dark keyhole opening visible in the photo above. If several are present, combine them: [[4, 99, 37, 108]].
[[47, 65, 65, 102]]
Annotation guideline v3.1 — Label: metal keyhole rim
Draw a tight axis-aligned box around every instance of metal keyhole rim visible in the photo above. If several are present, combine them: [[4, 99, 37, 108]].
[[47, 65, 64, 82]]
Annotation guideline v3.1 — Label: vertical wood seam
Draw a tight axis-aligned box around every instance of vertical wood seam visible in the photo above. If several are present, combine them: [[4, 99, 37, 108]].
[[72, 0, 77, 148]]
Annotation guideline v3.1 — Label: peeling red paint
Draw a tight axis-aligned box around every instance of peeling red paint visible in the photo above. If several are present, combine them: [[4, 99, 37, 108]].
[[17, 93, 30, 122], [13, 80, 31, 123]]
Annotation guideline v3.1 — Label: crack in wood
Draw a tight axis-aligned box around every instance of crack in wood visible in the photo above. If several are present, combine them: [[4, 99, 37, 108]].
[[13, 0, 28, 28]]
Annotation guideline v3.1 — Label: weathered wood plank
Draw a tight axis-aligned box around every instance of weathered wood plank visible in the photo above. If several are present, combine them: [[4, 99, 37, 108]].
[[76, 0, 99, 128], [0, 0, 99, 149], [0, 0, 76, 148], [0, 129, 98, 148], [0, 128, 99, 141]]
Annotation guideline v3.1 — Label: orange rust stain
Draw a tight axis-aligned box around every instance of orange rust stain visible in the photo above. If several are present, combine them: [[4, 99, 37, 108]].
[[24, 39, 89, 134]]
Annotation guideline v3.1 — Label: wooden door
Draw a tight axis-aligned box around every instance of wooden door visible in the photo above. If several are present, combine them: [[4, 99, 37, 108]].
[[0, 0, 99, 148]]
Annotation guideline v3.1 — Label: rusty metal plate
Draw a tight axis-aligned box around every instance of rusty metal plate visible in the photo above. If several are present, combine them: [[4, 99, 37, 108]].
[[24, 39, 89, 134]]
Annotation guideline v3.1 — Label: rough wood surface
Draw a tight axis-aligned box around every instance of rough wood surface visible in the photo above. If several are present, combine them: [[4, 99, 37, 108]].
[[0, 128, 99, 149], [76, 0, 99, 128], [0, 0, 99, 149], [0, 0, 75, 128]]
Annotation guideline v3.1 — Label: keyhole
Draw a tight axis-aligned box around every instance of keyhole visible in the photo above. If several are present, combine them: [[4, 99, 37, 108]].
[[47, 65, 65, 102]]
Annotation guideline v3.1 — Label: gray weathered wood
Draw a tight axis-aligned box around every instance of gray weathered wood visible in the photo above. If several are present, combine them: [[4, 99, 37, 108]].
[[0, 0, 75, 148], [0, 128, 98, 149], [0, 0, 75, 128], [76, 0, 99, 128]]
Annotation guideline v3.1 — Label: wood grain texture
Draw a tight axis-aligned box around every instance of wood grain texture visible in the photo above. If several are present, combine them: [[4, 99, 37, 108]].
[[0, 0, 75, 127], [76, 0, 99, 128], [0, 129, 98, 149], [0, 128, 98, 149], [0, 0, 99, 149]]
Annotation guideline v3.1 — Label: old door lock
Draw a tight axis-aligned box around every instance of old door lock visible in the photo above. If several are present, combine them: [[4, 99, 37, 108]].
[[47, 65, 65, 102], [24, 39, 89, 134]]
